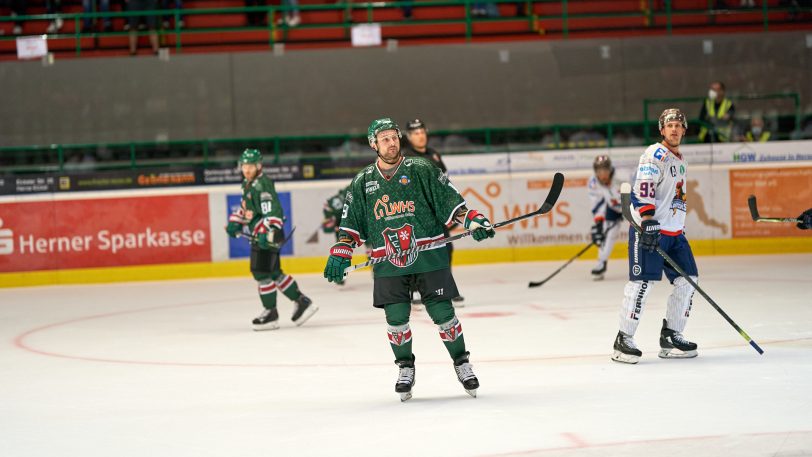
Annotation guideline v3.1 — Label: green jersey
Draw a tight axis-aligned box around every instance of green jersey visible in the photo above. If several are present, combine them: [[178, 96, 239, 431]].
[[322, 185, 350, 234], [340, 156, 465, 278], [241, 173, 285, 247]]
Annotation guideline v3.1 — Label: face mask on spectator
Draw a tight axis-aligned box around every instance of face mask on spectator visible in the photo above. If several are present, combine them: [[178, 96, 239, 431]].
[[752, 126, 762, 135], [708, 89, 718, 100]]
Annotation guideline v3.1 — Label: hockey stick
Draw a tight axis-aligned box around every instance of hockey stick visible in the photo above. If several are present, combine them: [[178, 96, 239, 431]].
[[236, 226, 297, 248], [528, 220, 619, 288], [621, 183, 763, 355], [343, 172, 565, 275], [747, 195, 801, 223]]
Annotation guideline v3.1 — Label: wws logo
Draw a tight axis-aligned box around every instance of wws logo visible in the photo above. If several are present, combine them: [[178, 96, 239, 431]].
[[374, 195, 415, 220], [0, 218, 13, 255], [382, 224, 418, 268]]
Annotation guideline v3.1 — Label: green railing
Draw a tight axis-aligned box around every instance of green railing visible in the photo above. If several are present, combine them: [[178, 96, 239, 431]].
[[1, 0, 808, 56], [2, 112, 808, 175], [642, 92, 801, 144]]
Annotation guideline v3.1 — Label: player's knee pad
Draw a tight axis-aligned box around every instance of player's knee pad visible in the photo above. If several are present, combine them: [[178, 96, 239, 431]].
[[670, 276, 697, 308], [387, 323, 412, 346], [624, 280, 653, 318], [438, 316, 463, 342], [425, 300, 455, 325], [384, 302, 411, 326], [257, 277, 276, 296]]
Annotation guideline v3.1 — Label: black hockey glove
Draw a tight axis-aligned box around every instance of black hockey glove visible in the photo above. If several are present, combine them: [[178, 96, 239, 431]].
[[797, 208, 812, 230], [640, 219, 661, 252], [590, 221, 605, 246]]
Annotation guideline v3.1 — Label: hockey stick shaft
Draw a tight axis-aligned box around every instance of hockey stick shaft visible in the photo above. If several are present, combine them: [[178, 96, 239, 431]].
[[343, 172, 565, 275], [237, 226, 297, 248], [621, 184, 763, 354], [527, 220, 620, 288], [747, 195, 801, 223], [528, 242, 594, 288]]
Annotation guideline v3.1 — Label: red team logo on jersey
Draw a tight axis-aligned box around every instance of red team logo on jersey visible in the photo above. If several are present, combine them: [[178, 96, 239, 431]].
[[382, 224, 418, 267], [672, 179, 688, 214]]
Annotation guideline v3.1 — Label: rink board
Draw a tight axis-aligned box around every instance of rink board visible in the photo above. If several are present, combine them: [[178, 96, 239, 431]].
[[1, 144, 810, 287]]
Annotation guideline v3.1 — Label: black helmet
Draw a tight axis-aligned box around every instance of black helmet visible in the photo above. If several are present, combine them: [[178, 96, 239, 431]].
[[593, 155, 613, 172], [406, 119, 427, 132]]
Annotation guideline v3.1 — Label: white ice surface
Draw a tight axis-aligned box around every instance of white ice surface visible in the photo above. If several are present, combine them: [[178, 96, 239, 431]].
[[1, 254, 811, 457]]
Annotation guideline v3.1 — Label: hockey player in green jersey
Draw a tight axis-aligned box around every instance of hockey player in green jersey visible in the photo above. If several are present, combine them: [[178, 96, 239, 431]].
[[227, 148, 318, 331], [321, 184, 350, 285], [323, 118, 495, 401]]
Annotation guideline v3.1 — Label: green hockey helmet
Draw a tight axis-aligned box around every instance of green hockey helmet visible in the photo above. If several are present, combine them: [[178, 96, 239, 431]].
[[367, 118, 401, 147], [238, 148, 263, 166]]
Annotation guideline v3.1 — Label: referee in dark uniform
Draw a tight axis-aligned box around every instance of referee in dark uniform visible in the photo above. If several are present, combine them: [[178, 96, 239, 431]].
[[402, 119, 464, 307]]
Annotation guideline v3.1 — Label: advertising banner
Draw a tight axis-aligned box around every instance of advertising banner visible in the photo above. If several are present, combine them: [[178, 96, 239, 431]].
[[729, 166, 812, 238], [0, 194, 211, 273]]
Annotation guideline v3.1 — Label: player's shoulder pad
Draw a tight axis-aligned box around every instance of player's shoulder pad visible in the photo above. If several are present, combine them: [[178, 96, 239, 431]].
[[645, 143, 670, 162], [404, 156, 438, 173], [353, 165, 374, 185]]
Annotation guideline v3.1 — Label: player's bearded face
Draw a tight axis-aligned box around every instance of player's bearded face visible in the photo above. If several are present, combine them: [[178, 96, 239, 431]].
[[660, 121, 685, 148], [375, 130, 401, 165], [241, 163, 259, 180]]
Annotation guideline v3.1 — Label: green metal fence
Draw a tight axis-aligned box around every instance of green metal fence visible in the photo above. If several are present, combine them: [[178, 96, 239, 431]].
[[1, 0, 808, 56], [2, 111, 808, 175], [642, 92, 801, 144]]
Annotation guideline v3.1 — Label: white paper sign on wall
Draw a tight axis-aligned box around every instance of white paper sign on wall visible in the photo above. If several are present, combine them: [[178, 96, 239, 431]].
[[351, 23, 382, 47], [16, 35, 48, 60]]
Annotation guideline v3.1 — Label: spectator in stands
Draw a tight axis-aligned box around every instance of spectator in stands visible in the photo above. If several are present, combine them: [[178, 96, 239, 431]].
[[45, 0, 63, 33], [161, 0, 184, 29], [128, 0, 160, 55], [276, 0, 300, 27], [402, 0, 413, 19], [245, 0, 266, 26], [471, 2, 500, 18], [4, 0, 26, 35], [698, 81, 735, 143], [82, 0, 112, 32], [740, 116, 772, 142]]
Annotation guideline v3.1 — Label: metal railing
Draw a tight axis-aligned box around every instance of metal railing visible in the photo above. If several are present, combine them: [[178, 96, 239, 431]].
[[643, 92, 801, 144], [2, 112, 807, 175], [1, 1, 808, 56]]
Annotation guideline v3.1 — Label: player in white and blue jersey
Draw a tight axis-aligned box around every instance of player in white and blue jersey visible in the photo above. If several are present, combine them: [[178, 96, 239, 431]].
[[612, 108, 699, 364]]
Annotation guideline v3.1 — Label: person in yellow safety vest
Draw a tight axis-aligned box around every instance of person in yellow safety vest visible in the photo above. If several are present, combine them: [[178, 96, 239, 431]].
[[742, 116, 772, 143], [698, 81, 736, 143]]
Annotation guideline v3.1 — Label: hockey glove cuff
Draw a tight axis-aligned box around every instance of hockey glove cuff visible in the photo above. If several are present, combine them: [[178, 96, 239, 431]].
[[463, 210, 495, 242], [590, 221, 605, 246], [324, 242, 353, 283], [226, 210, 247, 238], [797, 208, 812, 230], [640, 219, 661, 252]]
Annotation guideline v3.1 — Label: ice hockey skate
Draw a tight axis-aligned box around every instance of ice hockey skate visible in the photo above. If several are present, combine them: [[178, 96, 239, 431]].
[[659, 319, 698, 358], [611, 330, 642, 364], [591, 261, 607, 280], [395, 357, 416, 402], [291, 295, 318, 326], [453, 353, 479, 398], [252, 307, 280, 331]]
